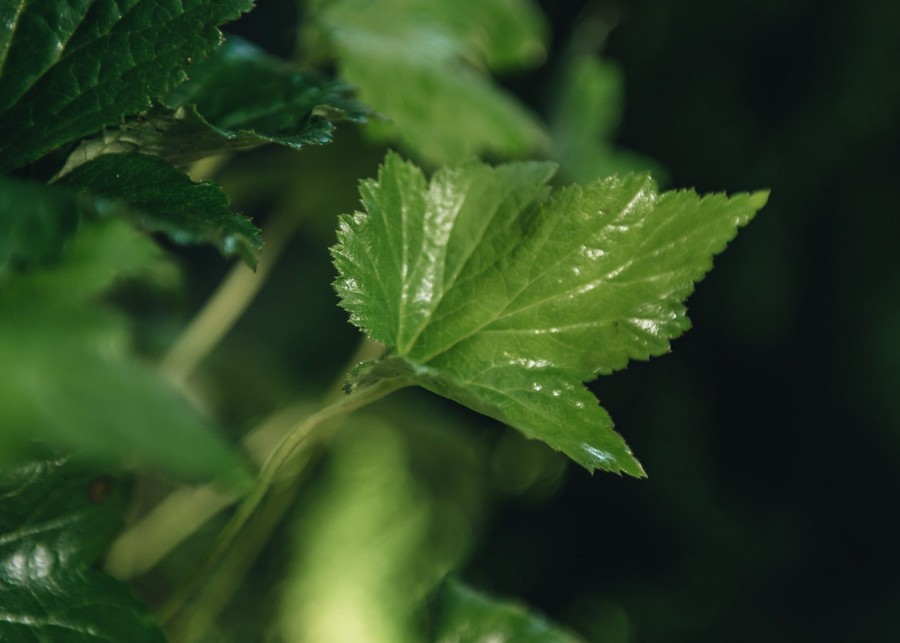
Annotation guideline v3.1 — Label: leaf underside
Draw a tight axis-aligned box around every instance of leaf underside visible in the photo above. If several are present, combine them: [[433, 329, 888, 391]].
[[162, 36, 369, 155], [333, 153, 768, 475]]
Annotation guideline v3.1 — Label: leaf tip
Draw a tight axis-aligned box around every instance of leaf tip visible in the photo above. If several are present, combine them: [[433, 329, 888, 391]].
[[580, 442, 646, 478], [748, 189, 771, 210]]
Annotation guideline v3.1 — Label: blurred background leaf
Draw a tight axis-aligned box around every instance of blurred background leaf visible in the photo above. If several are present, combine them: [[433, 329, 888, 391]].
[[431, 577, 582, 642], [0, 220, 249, 484], [301, 0, 549, 164]]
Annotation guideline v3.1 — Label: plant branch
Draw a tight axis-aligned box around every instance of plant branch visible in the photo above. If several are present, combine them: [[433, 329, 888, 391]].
[[107, 339, 385, 579], [157, 376, 409, 626], [105, 404, 311, 579], [166, 468, 301, 643]]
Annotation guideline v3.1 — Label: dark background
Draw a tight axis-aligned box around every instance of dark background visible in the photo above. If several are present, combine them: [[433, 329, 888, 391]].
[[216, 1, 900, 640], [478, 1, 900, 641]]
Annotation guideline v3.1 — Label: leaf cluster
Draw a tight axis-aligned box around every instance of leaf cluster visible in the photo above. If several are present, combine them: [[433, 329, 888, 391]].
[[0, 0, 767, 639]]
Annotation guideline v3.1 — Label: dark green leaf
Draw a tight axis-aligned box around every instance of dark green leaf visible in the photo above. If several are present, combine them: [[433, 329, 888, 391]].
[[0, 456, 166, 642], [309, 0, 548, 163], [60, 36, 371, 169], [0, 176, 79, 273], [0, 220, 251, 484], [162, 36, 368, 156], [0, 0, 253, 171], [432, 578, 582, 642], [0, 457, 129, 568], [333, 153, 768, 474], [1, 207, 157, 303], [61, 152, 261, 267]]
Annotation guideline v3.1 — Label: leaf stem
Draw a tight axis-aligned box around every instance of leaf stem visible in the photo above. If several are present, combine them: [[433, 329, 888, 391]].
[[107, 340, 385, 580], [166, 468, 301, 643], [105, 404, 311, 579], [158, 376, 409, 626], [160, 206, 298, 383]]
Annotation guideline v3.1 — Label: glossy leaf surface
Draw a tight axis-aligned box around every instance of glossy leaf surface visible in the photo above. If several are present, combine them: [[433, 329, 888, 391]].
[[310, 0, 548, 163], [333, 153, 768, 474], [62, 152, 261, 267], [0, 0, 252, 171], [0, 220, 249, 483], [432, 578, 581, 642], [0, 457, 165, 641]]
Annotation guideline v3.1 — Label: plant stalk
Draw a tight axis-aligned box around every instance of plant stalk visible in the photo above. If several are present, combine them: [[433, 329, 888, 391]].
[[160, 207, 298, 383], [157, 376, 409, 626]]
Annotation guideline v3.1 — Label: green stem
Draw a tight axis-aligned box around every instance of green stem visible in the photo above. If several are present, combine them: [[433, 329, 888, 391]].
[[160, 206, 298, 383], [108, 341, 385, 579], [167, 469, 302, 643], [106, 404, 312, 580], [158, 377, 409, 626]]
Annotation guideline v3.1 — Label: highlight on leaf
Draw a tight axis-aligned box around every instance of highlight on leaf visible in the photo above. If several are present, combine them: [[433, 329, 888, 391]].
[[332, 152, 768, 476]]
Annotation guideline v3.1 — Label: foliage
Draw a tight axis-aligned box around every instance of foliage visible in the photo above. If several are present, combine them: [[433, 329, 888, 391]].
[[0, 456, 165, 641], [0, 0, 765, 640], [333, 153, 764, 475]]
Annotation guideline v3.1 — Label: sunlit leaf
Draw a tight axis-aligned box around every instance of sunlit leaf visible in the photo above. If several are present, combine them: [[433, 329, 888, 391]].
[[332, 153, 768, 474]]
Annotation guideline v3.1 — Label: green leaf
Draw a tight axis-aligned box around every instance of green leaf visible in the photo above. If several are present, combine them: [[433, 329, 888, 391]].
[[0, 220, 250, 484], [550, 56, 665, 184], [61, 36, 370, 169], [404, 0, 548, 72], [0, 456, 166, 642], [332, 153, 768, 475], [309, 0, 549, 163], [431, 578, 582, 642], [0, 0, 253, 172], [61, 152, 261, 267], [0, 176, 79, 273], [162, 36, 369, 155], [2, 216, 157, 303]]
